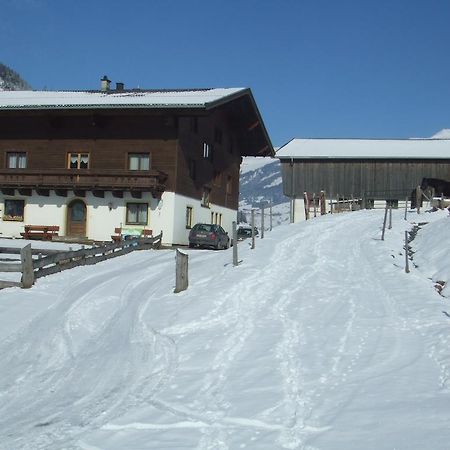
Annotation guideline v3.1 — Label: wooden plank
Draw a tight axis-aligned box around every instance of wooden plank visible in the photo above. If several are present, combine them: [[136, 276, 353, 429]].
[[0, 247, 61, 255], [0, 280, 22, 289], [0, 262, 23, 272]]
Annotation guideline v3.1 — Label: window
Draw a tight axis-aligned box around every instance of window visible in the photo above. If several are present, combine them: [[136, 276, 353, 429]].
[[202, 187, 211, 207], [186, 206, 193, 229], [128, 153, 150, 170], [203, 142, 213, 161], [68, 153, 89, 169], [4, 199, 25, 221], [7, 152, 27, 169], [210, 211, 214, 223], [126, 203, 148, 225]]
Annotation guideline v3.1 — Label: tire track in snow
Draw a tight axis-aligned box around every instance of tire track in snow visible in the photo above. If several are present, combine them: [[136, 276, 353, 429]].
[[0, 251, 178, 450]]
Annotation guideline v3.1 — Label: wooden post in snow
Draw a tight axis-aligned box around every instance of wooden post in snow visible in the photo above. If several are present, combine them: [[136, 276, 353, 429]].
[[381, 203, 389, 241], [404, 196, 408, 221], [261, 205, 265, 239], [251, 209, 255, 250], [405, 231, 410, 273], [269, 199, 273, 231], [303, 192, 310, 220], [320, 191, 326, 215], [388, 202, 392, 230], [20, 244, 34, 288], [174, 248, 188, 293], [232, 221, 238, 266]]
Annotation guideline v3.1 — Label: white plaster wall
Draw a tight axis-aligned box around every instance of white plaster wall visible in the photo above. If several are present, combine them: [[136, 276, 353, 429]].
[[0, 191, 238, 245], [171, 193, 237, 246], [0, 191, 160, 242]]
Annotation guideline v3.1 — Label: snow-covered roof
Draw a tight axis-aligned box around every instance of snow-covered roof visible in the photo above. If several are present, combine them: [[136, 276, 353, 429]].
[[0, 88, 246, 110], [277, 138, 450, 160]]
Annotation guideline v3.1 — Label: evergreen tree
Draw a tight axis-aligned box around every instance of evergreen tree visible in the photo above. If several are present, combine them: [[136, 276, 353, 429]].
[[0, 63, 31, 91]]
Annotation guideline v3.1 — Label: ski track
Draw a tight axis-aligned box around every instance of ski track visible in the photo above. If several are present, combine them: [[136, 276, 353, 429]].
[[0, 251, 177, 450], [1, 211, 449, 449]]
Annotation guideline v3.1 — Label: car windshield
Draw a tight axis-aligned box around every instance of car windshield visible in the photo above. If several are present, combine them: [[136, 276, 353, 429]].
[[194, 224, 215, 233]]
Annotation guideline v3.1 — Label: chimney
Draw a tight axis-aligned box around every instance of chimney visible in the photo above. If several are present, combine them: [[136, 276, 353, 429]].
[[100, 75, 111, 92], [116, 82, 124, 91]]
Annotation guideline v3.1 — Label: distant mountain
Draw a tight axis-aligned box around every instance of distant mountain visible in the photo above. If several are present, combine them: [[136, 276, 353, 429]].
[[431, 129, 450, 139], [239, 158, 288, 207], [0, 63, 31, 91]]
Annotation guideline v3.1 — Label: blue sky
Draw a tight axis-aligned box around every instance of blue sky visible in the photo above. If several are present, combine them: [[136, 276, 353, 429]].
[[1, 0, 449, 145]]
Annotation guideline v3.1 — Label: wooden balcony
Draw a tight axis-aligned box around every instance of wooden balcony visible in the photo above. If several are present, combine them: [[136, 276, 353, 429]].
[[0, 169, 168, 198]]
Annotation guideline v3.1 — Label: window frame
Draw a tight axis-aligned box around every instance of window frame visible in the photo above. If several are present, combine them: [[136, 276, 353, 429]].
[[125, 202, 149, 225], [203, 142, 213, 161], [6, 152, 27, 169], [68, 152, 90, 169], [3, 199, 25, 222], [201, 187, 211, 208], [186, 206, 193, 229], [128, 152, 151, 171]]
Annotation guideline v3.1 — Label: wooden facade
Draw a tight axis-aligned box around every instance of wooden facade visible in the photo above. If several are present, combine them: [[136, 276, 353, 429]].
[[278, 138, 450, 203], [280, 159, 450, 200], [0, 87, 273, 243]]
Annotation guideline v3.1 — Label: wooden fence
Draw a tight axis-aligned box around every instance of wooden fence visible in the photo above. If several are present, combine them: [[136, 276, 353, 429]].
[[0, 233, 163, 290]]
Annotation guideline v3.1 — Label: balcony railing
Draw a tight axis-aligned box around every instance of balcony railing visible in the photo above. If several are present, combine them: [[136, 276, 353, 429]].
[[0, 168, 168, 195]]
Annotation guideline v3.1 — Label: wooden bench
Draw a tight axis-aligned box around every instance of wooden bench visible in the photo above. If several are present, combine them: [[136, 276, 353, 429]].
[[111, 227, 153, 242], [21, 225, 59, 241]]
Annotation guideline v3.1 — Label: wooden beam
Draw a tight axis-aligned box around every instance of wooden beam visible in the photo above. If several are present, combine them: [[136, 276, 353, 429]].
[[248, 120, 260, 131]]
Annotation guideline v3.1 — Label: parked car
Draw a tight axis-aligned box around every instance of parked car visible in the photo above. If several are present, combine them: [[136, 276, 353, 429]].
[[188, 223, 230, 250], [237, 225, 259, 241]]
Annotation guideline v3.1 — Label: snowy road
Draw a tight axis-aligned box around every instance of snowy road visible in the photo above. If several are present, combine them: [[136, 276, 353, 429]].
[[1, 209, 450, 449]]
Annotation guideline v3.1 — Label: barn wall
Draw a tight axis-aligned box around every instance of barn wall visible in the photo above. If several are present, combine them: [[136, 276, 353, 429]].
[[280, 159, 450, 200]]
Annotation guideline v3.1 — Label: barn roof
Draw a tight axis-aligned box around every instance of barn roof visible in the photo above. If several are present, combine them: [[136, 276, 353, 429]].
[[0, 88, 246, 110], [277, 138, 450, 160]]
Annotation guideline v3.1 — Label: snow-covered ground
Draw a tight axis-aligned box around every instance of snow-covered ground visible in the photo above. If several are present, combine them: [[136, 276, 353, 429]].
[[1, 207, 450, 449]]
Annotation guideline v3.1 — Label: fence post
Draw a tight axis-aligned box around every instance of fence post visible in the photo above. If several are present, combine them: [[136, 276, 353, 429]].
[[251, 209, 255, 249], [330, 190, 333, 214], [388, 202, 392, 229], [320, 191, 326, 215], [303, 192, 309, 220], [269, 199, 273, 231], [232, 221, 238, 266], [261, 206, 265, 239], [21, 244, 34, 288], [174, 248, 189, 293], [404, 196, 408, 220], [381, 203, 389, 241], [404, 231, 410, 273]]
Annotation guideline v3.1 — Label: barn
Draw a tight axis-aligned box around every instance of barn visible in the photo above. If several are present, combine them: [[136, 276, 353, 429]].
[[277, 137, 450, 221]]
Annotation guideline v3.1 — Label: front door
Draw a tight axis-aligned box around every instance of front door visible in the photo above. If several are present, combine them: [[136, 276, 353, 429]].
[[67, 200, 87, 237]]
